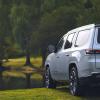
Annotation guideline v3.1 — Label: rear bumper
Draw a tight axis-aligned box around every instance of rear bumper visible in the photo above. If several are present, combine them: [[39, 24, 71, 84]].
[[79, 73, 100, 86]]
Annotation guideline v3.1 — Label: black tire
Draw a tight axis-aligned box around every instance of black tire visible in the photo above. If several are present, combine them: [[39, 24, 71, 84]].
[[45, 67, 56, 88], [69, 67, 82, 96]]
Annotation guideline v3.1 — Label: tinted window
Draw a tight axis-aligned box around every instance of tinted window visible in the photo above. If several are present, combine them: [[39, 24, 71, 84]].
[[97, 28, 100, 43], [75, 30, 90, 47], [56, 38, 64, 52], [64, 33, 74, 49]]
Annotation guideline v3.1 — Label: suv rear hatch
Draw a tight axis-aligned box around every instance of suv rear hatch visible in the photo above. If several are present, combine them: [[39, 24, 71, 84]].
[[94, 27, 100, 69]]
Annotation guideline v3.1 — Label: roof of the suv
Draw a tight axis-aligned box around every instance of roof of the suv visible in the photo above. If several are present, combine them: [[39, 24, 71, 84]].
[[69, 24, 95, 33], [64, 24, 100, 37]]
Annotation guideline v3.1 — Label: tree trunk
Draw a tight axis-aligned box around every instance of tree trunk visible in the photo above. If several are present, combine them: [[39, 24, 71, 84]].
[[41, 48, 47, 87], [24, 38, 32, 66], [0, 72, 4, 89], [25, 48, 31, 66], [41, 48, 47, 68]]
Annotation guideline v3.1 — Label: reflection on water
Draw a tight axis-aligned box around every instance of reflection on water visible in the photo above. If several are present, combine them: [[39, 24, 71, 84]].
[[0, 70, 43, 90]]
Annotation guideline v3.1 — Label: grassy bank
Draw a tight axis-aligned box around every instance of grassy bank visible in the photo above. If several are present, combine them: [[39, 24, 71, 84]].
[[0, 88, 81, 100], [3, 57, 42, 68]]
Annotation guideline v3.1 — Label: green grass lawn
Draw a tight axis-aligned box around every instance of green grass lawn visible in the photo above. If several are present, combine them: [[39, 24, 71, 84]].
[[0, 88, 81, 100], [1, 87, 100, 100]]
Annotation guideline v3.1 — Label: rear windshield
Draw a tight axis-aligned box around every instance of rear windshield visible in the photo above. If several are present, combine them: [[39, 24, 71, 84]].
[[97, 28, 100, 43]]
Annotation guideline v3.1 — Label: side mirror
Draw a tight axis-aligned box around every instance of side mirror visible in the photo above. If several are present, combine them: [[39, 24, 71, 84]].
[[74, 44, 78, 47], [48, 45, 55, 53]]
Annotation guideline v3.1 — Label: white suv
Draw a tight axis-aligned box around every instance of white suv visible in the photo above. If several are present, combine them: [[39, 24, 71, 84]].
[[45, 24, 100, 95]]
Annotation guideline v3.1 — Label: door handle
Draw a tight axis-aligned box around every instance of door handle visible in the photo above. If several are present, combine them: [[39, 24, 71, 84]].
[[65, 54, 69, 56], [56, 56, 60, 58]]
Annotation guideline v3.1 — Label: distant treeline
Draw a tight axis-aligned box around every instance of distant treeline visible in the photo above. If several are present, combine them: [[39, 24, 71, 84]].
[[0, 0, 99, 65]]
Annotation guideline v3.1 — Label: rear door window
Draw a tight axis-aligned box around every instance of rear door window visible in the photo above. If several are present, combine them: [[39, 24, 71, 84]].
[[64, 33, 75, 49]]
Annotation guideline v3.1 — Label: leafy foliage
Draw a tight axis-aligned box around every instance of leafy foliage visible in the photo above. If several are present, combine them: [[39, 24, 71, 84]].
[[10, 1, 42, 65], [39, 6, 78, 46], [0, 0, 100, 65]]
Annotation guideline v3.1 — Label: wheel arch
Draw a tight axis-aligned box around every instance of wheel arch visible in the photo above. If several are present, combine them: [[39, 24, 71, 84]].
[[69, 63, 77, 72], [45, 64, 49, 69], [45, 63, 55, 80], [68, 63, 79, 79]]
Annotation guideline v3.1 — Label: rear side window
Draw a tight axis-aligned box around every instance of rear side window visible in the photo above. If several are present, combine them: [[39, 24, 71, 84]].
[[97, 28, 100, 43], [75, 30, 90, 47]]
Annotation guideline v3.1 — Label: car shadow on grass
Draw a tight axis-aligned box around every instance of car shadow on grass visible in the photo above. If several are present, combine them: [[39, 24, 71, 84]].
[[82, 86, 100, 100], [56, 85, 100, 100]]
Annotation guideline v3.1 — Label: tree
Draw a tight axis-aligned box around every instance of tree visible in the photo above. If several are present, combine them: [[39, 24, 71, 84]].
[[0, 0, 13, 63], [77, 0, 100, 25], [38, 6, 78, 66], [10, 4, 31, 65], [10, 0, 42, 66], [84, 0, 93, 9]]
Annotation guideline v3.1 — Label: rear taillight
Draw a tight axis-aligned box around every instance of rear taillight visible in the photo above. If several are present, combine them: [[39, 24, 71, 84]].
[[85, 49, 100, 54]]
